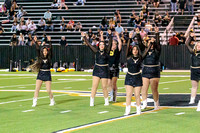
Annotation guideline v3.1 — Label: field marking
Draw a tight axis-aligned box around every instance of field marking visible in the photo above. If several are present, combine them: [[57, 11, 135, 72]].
[[0, 94, 68, 105], [22, 109, 35, 113], [98, 111, 109, 114], [60, 110, 72, 114], [55, 109, 161, 133], [0, 79, 90, 88], [163, 88, 169, 90], [159, 79, 190, 84], [64, 87, 72, 89], [0, 77, 34, 80], [175, 112, 185, 115]]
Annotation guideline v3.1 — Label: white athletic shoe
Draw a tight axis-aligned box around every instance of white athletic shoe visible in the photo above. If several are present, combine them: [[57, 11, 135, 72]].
[[124, 105, 131, 116], [49, 98, 55, 106], [32, 98, 37, 107], [90, 97, 94, 106], [141, 99, 147, 109], [136, 106, 141, 115], [189, 97, 195, 104], [154, 100, 160, 110], [104, 97, 109, 106], [109, 90, 114, 102], [197, 101, 200, 111]]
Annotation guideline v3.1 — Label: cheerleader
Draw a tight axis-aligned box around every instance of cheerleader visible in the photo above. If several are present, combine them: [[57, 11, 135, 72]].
[[124, 32, 153, 115], [81, 30, 112, 106], [185, 33, 200, 111], [108, 32, 122, 102], [30, 36, 55, 107], [139, 27, 161, 110]]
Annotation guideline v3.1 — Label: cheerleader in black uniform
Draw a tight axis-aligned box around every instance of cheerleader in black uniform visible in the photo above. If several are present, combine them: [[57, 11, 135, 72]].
[[137, 27, 161, 110], [124, 32, 153, 115], [82, 30, 112, 106], [185, 33, 200, 111], [108, 32, 122, 102], [30, 36, 55, 107]]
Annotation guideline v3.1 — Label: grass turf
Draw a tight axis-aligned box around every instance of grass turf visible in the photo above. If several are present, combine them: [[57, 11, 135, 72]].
[[0, 71, 199, 133]]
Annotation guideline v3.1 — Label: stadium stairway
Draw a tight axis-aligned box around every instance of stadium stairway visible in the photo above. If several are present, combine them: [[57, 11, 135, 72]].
[[0, 0, 200, 45]]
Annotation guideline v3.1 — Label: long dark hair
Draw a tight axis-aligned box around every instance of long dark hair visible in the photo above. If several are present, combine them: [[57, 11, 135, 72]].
[[128, 45, 142, 59], [29, 47, 51, 72]]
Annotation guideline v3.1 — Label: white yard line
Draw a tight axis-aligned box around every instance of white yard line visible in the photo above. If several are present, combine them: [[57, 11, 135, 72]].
[[22, 109, 35, 113], [175, 112, 185, 115], [0, 94, 68, 105], [98, 111, 109, 114], [163, 88, 169, 90], [60, 110, 72, 114], [0, 77, 34, 80], [159, 79, 190, 84]]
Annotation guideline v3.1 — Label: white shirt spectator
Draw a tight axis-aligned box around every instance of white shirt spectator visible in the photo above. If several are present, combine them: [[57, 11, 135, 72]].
[[44, 10, 52, 20], [38, 19, 46, 26], [26, 19, 32, 25], [115, 25, 124, 34], [28, 22, 37, 31]]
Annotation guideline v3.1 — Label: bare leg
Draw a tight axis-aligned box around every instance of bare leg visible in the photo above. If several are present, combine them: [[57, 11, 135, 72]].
[[189, 80, 199, 104], [150, 78, 160, 109], [141, 77, 150, 101], [112, 77, 118, 101], [34, 80, 43, 98], [134, 87, 141, 106], [125, 85, 134, 106], [45, 81, 53, 99], [91, 76, 100, 98], [101, 78, 108, 98]]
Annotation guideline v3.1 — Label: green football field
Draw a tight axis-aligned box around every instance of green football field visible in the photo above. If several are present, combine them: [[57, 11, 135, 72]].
[[0, 71, 200, 133]]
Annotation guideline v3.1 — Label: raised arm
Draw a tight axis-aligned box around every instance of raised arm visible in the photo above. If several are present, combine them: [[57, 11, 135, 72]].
[[142, 41, 153, 59], [47, 36, 52, 59], [126, 32, 133, 58], [155, 27, 161, 52], [106, 30, 112, 53], [135, 28, 145, 52], [115, 31, 122, 51], [185, 33, 194, 54], [34, 36, 40, 57], [81, 32, 98, 53]]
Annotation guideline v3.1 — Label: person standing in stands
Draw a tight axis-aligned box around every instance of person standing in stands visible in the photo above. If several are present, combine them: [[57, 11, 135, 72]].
[[187, 0, 195, 15], [81, 30, 112, 107], [100, 16, 108, 31], [171, 0, 177, 12], [169, 33, 179, 45], [108, 32, 122, 102], [114, 10, 122, 24], [178, 0, 186, 15]]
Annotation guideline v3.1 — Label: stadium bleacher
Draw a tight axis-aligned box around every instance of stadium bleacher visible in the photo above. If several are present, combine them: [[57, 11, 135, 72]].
[[0, 0, 200, 45]]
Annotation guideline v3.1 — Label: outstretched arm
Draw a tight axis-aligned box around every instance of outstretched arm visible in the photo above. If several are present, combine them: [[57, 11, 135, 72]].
[[47, 36, 52, 59], [81, 32, 98, 53], [185, 33, 194, 54], [106, 30, 112, 53], [34, 36, 40, 57], [116, 32, 122, 51], [136, 28, 145, 52], [126, 32, 133, 58], [155, 27, 161, 52]]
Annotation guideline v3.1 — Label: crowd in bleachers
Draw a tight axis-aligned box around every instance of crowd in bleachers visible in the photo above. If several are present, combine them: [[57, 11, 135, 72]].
[[0, 0, 197, 46]]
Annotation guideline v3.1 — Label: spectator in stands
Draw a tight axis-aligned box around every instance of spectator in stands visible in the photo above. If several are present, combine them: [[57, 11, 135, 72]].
[[128, 10, 136, 27], [18, 33, 25, 45], [100, 16, 108, 31], [10, 33, 18, 46], [115, 23, 124, 35], [41, 33, 47, 45], [109, 18, 115, 31], [17, 7, 27, 20], [60, 17, 66, 31], [12, 0, 18, 10], [178, 32, 186, 45], [197, 14, 200, 28], [137, 0, 141, 5], [74, 0, 86, 6], [59, 36, 68, 46], [114, 10, 122, 24], [4, 0, 12, 12], [28, 21, 37, 34], [169, 33, 179, 45], [161, 11, 171, 26], [140, 29, 147, 40], [51, 0, 58, 9], [96, 28, 101, 40], [0, 4, 6, 17], [144, 21, 153, 34], [141, 4, 149, 20], [121, 29, 129, 44], [189, 29, 196, 45], [0, 23, 5, 34], [11, 18, 18, 32], [187, 0, 194, 15], [25, 33, 34, 46], [171, 0, 177, 12], [16, 21, 27, 35], [153, 0, 159, 8], [134, 16, 141, 29], [153, 11, 161, 26], [58, 0, 68, 10], [20, 17, 25, 24], [74, 21, 82, 32], [143, 33, 150, 45], [9, 6, 15, 20], [87, 29, 94, 43], [38, 18, 46, 31], [44, 9, 52, 20], [26, 18, 32, 25], [66, 19, 74, 32], [139, 11, 146, 27], [178, 0, 186, 15], [45, 18, 54, 31]]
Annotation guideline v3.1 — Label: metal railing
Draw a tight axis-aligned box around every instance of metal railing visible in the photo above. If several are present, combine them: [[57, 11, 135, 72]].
[[161, 17, 174, 45], [185, 16, 196, 43]]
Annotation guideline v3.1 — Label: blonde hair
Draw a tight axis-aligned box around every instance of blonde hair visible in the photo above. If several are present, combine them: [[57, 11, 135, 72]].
[[193, 42, 200, 54]]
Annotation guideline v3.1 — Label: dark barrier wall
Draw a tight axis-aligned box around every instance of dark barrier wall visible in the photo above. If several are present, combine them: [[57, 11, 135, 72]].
[[0, 45, 191, 69]]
